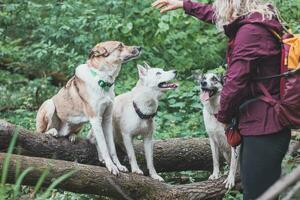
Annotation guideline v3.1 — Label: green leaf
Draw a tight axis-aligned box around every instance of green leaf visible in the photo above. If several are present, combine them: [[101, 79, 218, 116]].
[[13, 167, 34, 198], [37, 169, 77, 200], [1, 130, 18, 186], [33, 169, 50, 197]]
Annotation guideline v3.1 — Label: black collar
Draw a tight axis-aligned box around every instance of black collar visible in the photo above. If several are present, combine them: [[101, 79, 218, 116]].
[[133, 102, 156, 120]]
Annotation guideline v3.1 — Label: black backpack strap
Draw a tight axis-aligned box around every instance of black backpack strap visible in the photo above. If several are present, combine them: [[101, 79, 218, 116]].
[[253, 67, 300, 81]]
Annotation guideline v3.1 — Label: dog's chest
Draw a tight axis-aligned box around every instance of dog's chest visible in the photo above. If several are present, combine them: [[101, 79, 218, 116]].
[[125, 112, 154, 136], [203, 108, 224, 134], [202, 108, 229, 148], [67, 89, 113, 124], [87, 86, 114, 108]]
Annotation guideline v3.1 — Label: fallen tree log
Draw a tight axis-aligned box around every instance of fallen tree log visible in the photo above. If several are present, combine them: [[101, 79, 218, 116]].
[[0, 120, 216, 173], [0, 153, 240, 200]]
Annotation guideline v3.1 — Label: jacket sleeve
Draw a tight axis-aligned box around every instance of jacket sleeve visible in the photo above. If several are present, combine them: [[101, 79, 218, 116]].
[[183, 0, 215, 23], [217, 24, 273, 124]]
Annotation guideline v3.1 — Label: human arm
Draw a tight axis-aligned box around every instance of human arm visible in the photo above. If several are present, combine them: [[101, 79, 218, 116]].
[[217, 24, 273, 124], [183, 0, 215, 23], [152, 0, 215, 23]]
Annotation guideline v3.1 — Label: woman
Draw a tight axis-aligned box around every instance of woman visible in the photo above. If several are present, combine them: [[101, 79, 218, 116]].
[[152, 0, 291, 199]]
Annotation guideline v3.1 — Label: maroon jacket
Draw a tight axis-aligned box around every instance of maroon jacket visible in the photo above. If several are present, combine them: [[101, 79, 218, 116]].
[[184, 0, 286, 136]]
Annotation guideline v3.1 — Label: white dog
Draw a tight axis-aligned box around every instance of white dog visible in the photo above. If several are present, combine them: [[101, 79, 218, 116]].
[[36, 41, 141, 175], [112, 62, 177, 181], [198, 72, 239, 189]]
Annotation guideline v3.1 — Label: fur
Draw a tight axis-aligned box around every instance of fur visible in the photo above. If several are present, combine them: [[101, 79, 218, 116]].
[[198, 72, 240, 189], [36, 41, 141, 175], [111, 62, 177, 181]]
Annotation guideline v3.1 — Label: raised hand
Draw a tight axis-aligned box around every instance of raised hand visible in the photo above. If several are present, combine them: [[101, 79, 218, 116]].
[[152, 0, 183, 14]]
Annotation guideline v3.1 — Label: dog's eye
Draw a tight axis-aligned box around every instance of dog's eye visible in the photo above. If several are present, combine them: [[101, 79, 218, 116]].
[[156, 72, 162, 75], [211, 76, 218, 82], [118, 43, 124, 49]]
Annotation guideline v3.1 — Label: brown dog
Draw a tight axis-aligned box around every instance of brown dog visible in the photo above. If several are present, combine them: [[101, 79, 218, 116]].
[[36, 41, 141, 175]]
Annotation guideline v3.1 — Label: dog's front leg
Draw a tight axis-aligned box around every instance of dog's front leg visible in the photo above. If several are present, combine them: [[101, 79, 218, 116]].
[[208, 137, 221, 180], [144, 134, 164, 181], [224, 146, 240, 189], [122, 133, 143, 175], [102, 108, 128, 173], [90, 117, 119, 175]]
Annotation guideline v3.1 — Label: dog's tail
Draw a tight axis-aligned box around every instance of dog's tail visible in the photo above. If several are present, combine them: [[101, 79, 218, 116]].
[[36, 99, 56, 133]]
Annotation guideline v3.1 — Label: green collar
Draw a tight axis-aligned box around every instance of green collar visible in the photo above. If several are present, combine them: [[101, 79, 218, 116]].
[[90, 68, 114, 92]]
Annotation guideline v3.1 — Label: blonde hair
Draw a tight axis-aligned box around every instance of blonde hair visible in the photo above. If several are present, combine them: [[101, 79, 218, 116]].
[[212, 0, 277, 31]]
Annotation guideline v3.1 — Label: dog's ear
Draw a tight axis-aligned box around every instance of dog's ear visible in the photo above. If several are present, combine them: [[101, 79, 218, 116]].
[[88, 47, 109, 59], [192, 72, 203, 84], [137, 64, 148, 78], [143, 61, 152, 70]]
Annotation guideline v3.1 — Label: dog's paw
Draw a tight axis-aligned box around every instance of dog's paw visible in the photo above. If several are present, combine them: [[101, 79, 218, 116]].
[[150, 174, 164, 182], [106, 162, 119, 176], [208, 172, 221, 180], [132, 168, 144, 175], [68, 134, 77, 143], [45, 128, 58, 137], [98, 157, 105, 165], [97, 152, 104, 164], [117, 164, 128, 173], [224, 175, 235, 189]]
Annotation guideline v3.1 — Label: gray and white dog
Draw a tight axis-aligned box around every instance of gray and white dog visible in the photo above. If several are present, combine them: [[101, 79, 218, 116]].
[[197, 72, 239, 189], [112, 62, 178, 181]]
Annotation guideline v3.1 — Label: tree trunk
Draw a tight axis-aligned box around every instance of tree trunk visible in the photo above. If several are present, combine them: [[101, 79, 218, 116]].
[[0, 120, 217, 172], [0, 153, 239, 200]]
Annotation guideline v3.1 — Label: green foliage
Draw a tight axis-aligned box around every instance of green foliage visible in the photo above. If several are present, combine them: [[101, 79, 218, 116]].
[[0, 0, 299, 199], [223, 190, 244, 200], [13, 167, 34, 198], [1, 130, 18, 186], [1, 0, 299, 135], [273, 0, 300, 33], [0, 129, 78, 199], [33, 169, 50, 197], [37, 170, 77, 200]]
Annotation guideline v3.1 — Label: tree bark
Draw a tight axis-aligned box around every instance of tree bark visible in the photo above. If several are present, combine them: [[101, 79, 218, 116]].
[[0, 153, 240, 200], [0, 120, 217, 172]]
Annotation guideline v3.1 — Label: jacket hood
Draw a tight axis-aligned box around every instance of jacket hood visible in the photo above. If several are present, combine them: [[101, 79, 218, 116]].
[[223, 12, 283, 38]]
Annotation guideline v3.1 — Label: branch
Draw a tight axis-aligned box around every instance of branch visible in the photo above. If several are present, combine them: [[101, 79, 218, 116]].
[[0, 153, 239, 200], [0, 120, 217, 172], [257, 164, 300, 200]]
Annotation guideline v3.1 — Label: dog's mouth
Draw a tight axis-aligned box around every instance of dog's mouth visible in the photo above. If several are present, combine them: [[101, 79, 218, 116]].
[[123, 51, 141, 63], [158, 82, 178, 89], [200, 88, 218, 101]]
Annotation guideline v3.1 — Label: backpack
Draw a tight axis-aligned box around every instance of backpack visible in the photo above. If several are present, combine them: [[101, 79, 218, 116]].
[[255, 28, 300, 128]]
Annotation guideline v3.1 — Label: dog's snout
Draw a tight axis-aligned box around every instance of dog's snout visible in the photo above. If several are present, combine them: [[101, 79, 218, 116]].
[[201, 81, 207, 87], [136, 46, 142, 51], [173, 70, 177, 75], [131, 46, 142, 55]]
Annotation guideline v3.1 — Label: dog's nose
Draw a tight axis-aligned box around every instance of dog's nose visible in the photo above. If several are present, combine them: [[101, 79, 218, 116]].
[[201, 81, 207, 87], [173, 70, 177, 75], [136, 46, 142, 51]]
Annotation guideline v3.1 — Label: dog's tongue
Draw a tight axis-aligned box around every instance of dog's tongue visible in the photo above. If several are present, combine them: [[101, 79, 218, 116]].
[[200, 91, 210, 102]]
